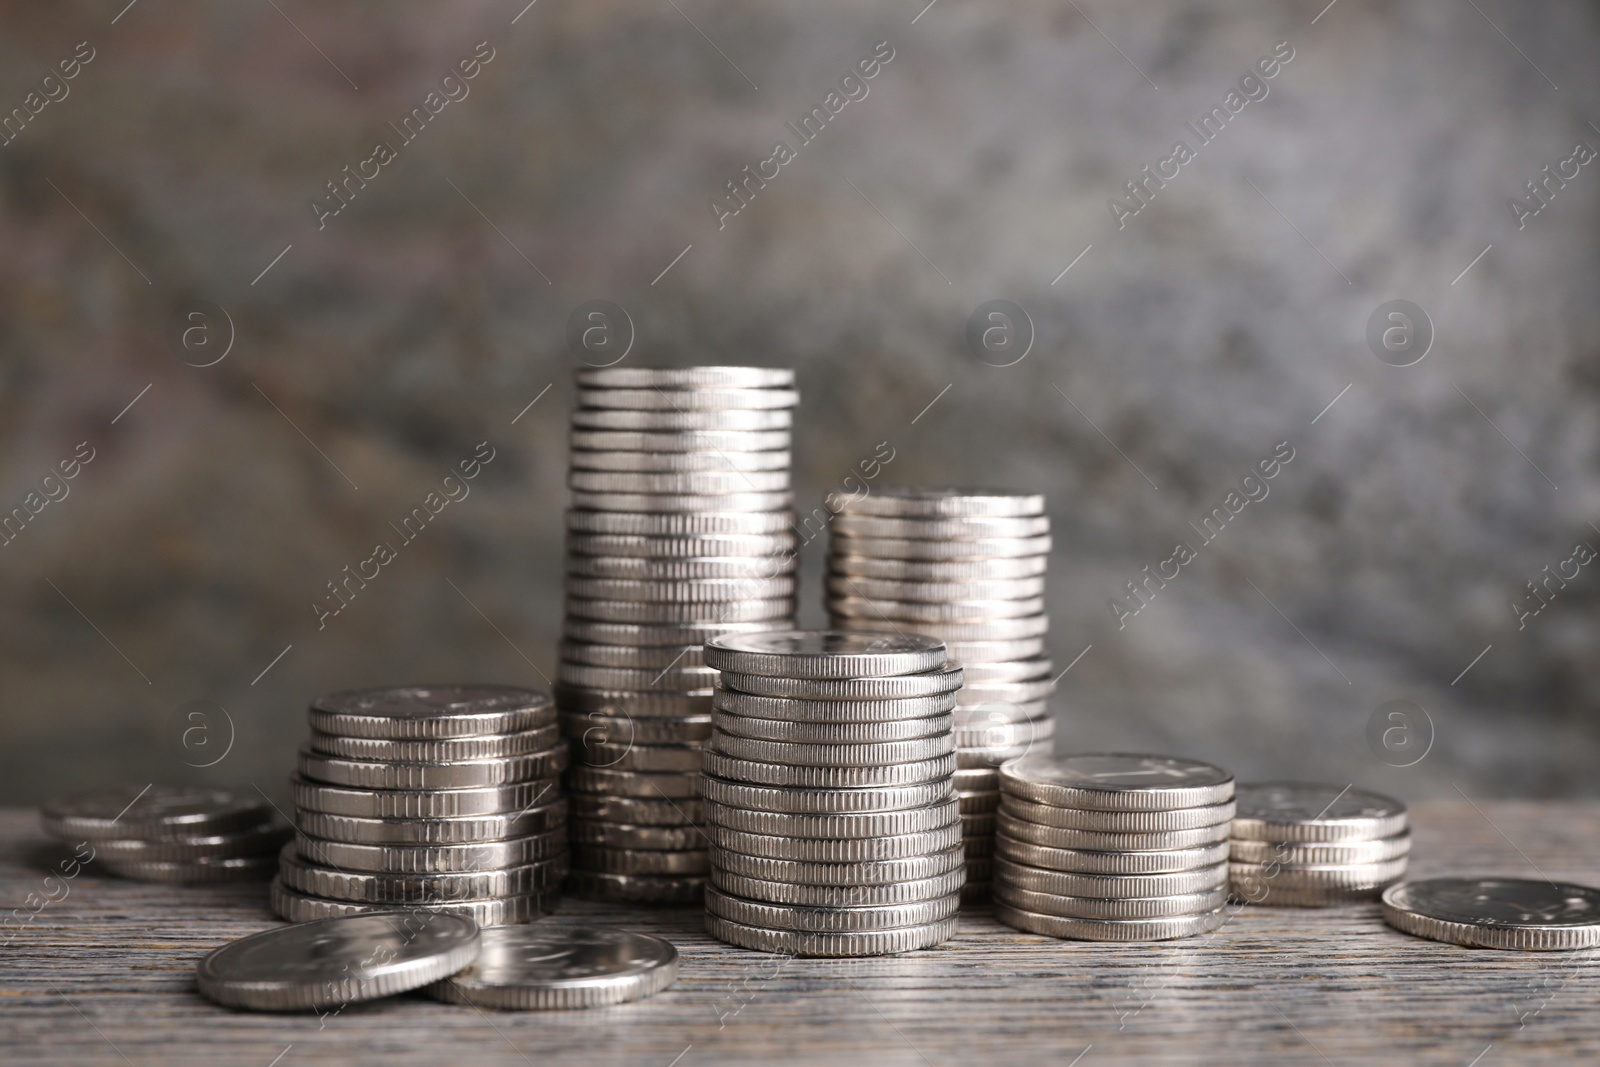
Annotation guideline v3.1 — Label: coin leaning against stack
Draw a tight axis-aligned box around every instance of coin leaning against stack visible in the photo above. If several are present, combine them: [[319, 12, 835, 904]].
[[1229, 782, 1410, 905], [993, 754, 1235, 940], [559, 366, 800, 906], [40, 786, 290, 884], [699, 631, 964, 956], [825, 488, 1055, 901], [273, 685, 568, 925]]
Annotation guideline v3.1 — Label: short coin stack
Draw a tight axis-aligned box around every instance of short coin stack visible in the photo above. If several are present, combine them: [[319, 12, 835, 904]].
[[994, 754, 1235, 940], [558, 366, 800, 905], [1229, 782, 1410, 905], [826, 488, 1055, 900], [700, 631, 965, 956], [273, 685, 568, 925], [41, 786, 289, 883]]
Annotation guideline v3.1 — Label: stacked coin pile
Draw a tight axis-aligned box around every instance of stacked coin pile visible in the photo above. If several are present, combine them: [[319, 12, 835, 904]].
[[558, 366, 800, 906], [1230, 782, 1410, 905], [41, 786, 289, 883], [994, 754, 1235, 940], [273, 685, 568, 925], [825, 488, 1055, 900], [699, 631, 964, 956]]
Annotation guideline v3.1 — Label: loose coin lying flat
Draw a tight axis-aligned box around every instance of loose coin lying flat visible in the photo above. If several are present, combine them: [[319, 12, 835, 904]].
[[424, 924, 679, 1009], [1231, 782, 1409, 843], [1381, 878, 1600, 950], [999, 754, 1234, 811], [196, 912, 482, 1011], [703, 630, 946, 679], [42, 787, 275, 841], [93, 823, 291, 862]]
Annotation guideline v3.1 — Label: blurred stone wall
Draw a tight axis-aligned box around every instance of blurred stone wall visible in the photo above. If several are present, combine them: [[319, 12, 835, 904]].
[[1, 0, 1596, 806]]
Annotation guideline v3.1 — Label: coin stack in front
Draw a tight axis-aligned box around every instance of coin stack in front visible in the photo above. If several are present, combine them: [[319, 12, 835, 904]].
[[994, 754, 1235, 940], [1229, 782, 1410, 905], [825, 488, 1055, 900], [699, 631, 965, 957], [274, 685, 568, 926], [559, 366, 800, 906]]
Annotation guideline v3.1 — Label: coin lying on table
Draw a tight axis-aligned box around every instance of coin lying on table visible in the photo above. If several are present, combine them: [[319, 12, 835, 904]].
[[41, 786, 275, 841], [1381, 877, 1600, 950], [424, 924, 679, 1009], [196, 912, 482, 1011]]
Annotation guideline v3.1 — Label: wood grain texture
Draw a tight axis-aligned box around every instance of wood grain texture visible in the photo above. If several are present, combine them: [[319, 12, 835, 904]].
[[2, 801, 1598, 1066]]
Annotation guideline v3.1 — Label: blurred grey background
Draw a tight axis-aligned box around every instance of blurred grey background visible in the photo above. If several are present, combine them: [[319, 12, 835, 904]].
[[1, 0, 1596, 806]]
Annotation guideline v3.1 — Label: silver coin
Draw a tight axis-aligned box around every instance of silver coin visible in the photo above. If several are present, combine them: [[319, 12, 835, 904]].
[[558, 642, 706, 669], [1380, 878, 1600, 950], [705, 885, 959, 932], [571, 407, 792, 431], [702, 751, 956, 789], [832, 514, 1051, 540], [568, 820, 706, 851], [955, 678, 1057, 705], [309, 685, 555, 741], [945, 638, 1047, 663], [570, 448, 790, 472], [998, 814, 1230, 852], [705, 798, 959, 839], [699, 775, 952, 815], [554, 686, 713, 717], [829, 596, 1045, 623], [566, 576, 796, 602], [568, 534, 798, 562], [566, 556, 794, 581], [713, 868, 966, 908], [993, 855, 1229, 899], [704, 914, 957, 957], [93, 823, 291, 862], [709, 845, 965, 887], [831, 615, 1048, 641], [571, 845, 708, 876], [561, 620, 787, 648], [299, 748, 567, 791], [291, 776, 561, 819], [565, 596, 793, 624], [295, 831, 566, 873], [996, 834, 1230, 875], [952, 719, 1055, 750], [41, 787, 275, 842], [712, 710, 953, 744], [703, 631, 946, 679], [705, 823, 961, 862], [829, 533, 1052, 561], [1229, 858, 1409, 893], [569, 428, 791, 453], [566, 509, 794, 536], [1229, 834, 1412, 866], [1231, 782, 1409, 843], [996, 902, 1227, 942], [576, 366, 794, 390], [308, 724, 561, 763], [999, 754, 1234, 811], [423, 924, 679, 1009], [557, 663, 721, 690], [715, 664, 964, 701], [830, 554, 1049, 581], [954, 767, 1001, 792], [827, 574, 1046, 602], [565, 766, 702, 799], [100, 853, 280, 884], [570, 469, 790, 496], [560, 711, 713, 745], [567, 870, 706, 905], [296, 804, 567, 846], [577, 386, 799, 411], [196, 911, 483, 1011], [278, 846, 567, 903], [576, 742, 703, 773], [999, 795, 1236, 832], [827, 489, 1045, 519], [955, 658, 1053, 684], [961, 791, 1001, 814], [269, 879, 554, 926], [713, 688, 958, 724], [710, 733, 954, 769], [570, 490, 794, 514], [567, 793, 704, 825], [994, 883, 1229, 920]]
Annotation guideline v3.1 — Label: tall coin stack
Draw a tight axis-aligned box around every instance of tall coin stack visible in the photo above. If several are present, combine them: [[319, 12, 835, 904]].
[[994, 754, 1235, 940], [1229, 782, 1410, 905], [273, 685, 568, 925], [700, 631, 964, 957], [559, 367, 800, 905], [825, 489, 1055, 900]]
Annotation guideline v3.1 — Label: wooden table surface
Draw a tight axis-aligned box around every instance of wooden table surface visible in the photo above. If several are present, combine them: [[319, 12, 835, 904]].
[[3, 800, 1598, 1066]]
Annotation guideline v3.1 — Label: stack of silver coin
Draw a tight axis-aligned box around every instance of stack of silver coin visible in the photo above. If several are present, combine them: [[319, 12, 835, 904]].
[[699, 631, 964, 957], [273, 685, 568, 925], [558, 366, 800, 905], [825, 488, 1054, 900], [994, 754, 1235, 940], [1230, 782, 1410, 905], [40, 786, 289, 883]]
